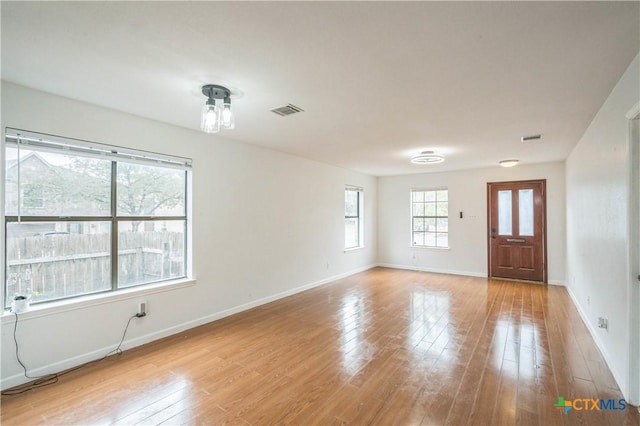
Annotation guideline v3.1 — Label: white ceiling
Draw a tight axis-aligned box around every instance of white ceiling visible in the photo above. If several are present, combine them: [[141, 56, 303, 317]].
[[2, 1, 639, 176]]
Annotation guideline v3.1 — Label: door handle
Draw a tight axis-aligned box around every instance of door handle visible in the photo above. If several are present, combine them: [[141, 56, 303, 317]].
[[491, 228, 496, 239], [506, 238, 526, 243]]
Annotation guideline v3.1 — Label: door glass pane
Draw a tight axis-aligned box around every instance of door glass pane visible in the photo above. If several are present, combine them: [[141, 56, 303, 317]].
[[498, 190, 512, 235], [519, 189, 534, 236]]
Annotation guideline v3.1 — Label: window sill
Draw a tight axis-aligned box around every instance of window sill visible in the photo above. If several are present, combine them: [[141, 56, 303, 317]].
[[344, 246, 365, 253], [410, 245, 451, 251], [1, 278, 196, 323]]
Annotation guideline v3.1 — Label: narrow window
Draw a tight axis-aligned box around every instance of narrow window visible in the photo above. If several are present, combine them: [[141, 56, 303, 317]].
[[411, 189, 449, 248], [345, 186, 363, 249]]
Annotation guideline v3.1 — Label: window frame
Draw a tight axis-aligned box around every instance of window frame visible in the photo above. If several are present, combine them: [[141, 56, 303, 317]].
[[411, 188, 449, 249], [344, 186, 364, 250], [3, 128, 192, 307]]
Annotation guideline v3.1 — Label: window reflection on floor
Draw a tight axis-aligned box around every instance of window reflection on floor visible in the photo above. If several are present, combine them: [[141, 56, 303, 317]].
[[339, 290, 371, 375], [407, 289, 451, 361]]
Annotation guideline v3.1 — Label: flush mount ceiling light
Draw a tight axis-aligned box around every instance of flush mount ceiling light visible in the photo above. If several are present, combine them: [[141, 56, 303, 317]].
[[411, 151, 445, 165], [200, 84, 235, 134], [499, 159, 519, 168]]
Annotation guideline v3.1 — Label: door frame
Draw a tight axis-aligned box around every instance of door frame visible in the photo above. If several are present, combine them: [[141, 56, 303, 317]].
[[486, 179, 548, 283], [626, 102, 639, 406]]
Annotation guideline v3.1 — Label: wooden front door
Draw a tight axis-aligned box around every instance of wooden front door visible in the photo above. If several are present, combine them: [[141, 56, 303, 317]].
[[487, 180, 546, 282]]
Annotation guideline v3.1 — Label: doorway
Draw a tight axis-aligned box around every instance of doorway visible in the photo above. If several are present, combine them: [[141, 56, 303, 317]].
[[627, 106, 639, 406], [635, 114, 640, 407], [487, 179, 547, 282]]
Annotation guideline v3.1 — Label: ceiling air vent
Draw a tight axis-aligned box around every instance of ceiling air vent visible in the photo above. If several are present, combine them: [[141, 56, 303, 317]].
[[271, 104, 304, 117], [521, 134, 542, 142]]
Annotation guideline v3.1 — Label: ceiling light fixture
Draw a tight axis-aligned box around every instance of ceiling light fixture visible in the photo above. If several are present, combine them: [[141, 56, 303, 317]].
[[200, 84, 234, 134], [411, 151, 444, 165], [521, 134, 542, 142], [499, 159, 519, 167]]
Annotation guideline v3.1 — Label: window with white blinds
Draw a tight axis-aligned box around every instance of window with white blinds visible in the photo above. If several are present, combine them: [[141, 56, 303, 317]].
[[4, 128, 192, 306]]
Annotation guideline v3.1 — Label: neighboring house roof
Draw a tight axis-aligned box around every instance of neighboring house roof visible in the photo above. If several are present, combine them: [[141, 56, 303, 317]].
[[6, 152, 54, 171]]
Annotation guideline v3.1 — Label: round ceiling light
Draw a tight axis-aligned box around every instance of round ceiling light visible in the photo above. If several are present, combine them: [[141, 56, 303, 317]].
[[411, 151, 444, 165], [499, 159, 519, 168]]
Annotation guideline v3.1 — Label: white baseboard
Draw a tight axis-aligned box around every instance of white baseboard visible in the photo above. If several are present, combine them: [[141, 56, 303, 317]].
[[1, 264, 377, 390], [378, 263, 565, 286], [376, 262, 487, 278], [564, 284, 626, 400]]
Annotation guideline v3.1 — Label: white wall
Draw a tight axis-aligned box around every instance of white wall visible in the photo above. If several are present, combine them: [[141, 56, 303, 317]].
[[377, 162, 566, 283], [0, 82, 377, 389], [566, 53, 640, 402]]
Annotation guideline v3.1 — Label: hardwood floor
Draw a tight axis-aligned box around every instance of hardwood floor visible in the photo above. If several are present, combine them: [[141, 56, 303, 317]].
[[2, 267, 638, 425]]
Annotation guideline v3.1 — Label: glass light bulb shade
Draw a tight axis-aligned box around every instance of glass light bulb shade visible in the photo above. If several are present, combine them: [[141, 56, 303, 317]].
[[201, 103, 220, 133], [222, 102, 235, 129]]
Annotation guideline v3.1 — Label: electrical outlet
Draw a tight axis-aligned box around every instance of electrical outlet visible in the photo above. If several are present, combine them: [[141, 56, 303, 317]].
[[137, 302, 147, 317], [587, 296, 590, 305], [597, 317, 608, 330]]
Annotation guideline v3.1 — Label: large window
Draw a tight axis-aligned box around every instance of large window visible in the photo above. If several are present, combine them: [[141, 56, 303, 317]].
[[411, 189, 448, 248], [4, 129, 191, 307], [345, 186, 363, 249]]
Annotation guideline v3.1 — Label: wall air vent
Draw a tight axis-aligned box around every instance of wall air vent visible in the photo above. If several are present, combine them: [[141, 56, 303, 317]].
[[271, 104, 304, 117], [521, 134, 543, 142]]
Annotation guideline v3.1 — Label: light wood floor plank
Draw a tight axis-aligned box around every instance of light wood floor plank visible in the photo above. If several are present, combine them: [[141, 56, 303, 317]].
[[1, 268, 638, 425]]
